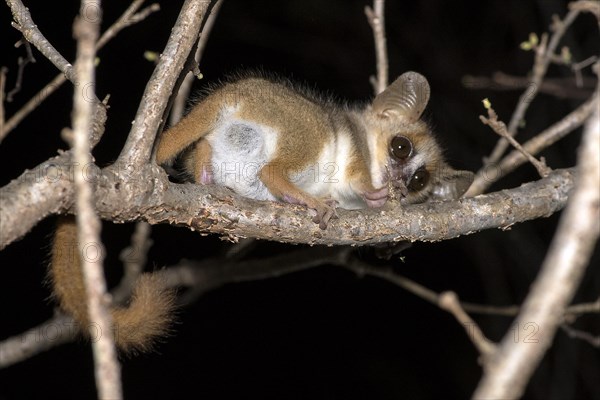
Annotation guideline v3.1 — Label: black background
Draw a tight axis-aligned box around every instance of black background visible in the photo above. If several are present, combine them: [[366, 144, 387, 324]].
[[1, 1, 599, 399]]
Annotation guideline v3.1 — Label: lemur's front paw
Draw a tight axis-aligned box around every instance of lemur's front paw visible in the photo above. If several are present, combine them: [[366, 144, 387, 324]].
[[312, 199, 339, 230]]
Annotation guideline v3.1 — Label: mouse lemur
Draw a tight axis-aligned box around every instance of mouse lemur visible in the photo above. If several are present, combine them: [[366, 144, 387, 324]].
[[49, 72, 475, 355], [156, 72, 474, 228]]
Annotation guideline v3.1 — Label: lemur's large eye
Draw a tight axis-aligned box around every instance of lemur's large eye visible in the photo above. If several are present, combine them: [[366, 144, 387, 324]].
[[390, 135, 413, 160], [408, 168, 430, 192]]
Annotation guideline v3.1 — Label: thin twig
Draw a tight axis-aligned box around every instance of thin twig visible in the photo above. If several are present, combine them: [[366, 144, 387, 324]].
[[96, 1, 160, 49], [340, 260, 598, 318], [170, 0, 223, 125], [439, 291, 497, 359], [118, 0, 211, 170], [0, 67, 6, 135], [6, 0, 75, 80], [6, 40, 36, 102], [467, 84, 598, 196], [344, 261, 518, 316], [463, 72, 595, 100], [474, 88, 600, 400], [482, 7, 581, 168], [1, 73, 65, 142], [365, 0, 388, 95], [343, 259, 600, 364], [112, 222, 153, 304], [571, 55, 598, 87], [0, 313, 78, 368], [480, 104, 551, 178], [224, 237, 258, 260], [565, 297, 600, 315], [560, 324, 600, 347], [70, 1, 122, 398], [568, 0, 600, 21], [1, 0, 159, 140], [164, 246, 354, 305]]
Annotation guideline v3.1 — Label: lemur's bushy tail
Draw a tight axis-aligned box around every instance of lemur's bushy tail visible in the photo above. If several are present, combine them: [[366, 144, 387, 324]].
[[50, 217, 176, 354]]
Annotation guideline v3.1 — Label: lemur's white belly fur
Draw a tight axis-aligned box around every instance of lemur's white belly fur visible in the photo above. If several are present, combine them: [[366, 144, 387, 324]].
[[206, 118, 367, 209], [207, 119, 277, 201]]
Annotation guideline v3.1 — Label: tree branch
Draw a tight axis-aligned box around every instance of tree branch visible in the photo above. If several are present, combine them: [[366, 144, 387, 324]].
[[117, 0, 211, 170], [169, 0, 223, 125], [6, 40, 35, 102], [0, 100, 107, 249], [0, 67, 6, 134], [365, 0, 388, 94], [98, 167, 580, 245], [439, 291, 497, 359], [0, 313, 78, 368], [0, 161, 576, 250], [112, 221, 152, 304], [1, 0, 159, 140], [483, 7, 581, 167], [560, 323, 600, 347], [473, 91, 600, 400], [6, 0, 75, 80], [70, 1, 122, 398], [462, 71, 596, 100], [479, 103, 551, 178], [466, 87, 598, 196], [95, 0, 159, 50]]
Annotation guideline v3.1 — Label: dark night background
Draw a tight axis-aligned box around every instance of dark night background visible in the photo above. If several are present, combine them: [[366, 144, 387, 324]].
[[1, 1, 599, 399]]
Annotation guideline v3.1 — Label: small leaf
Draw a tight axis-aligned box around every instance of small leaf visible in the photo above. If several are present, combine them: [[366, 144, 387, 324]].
[[561, 47, 572, 63], [520, 41, 532, 51], [529, 32, 539, 46], [144, 51, 159, 62]]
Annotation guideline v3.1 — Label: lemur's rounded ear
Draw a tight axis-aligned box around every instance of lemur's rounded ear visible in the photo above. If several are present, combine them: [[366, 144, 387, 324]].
[[372, 72, 430, 122]]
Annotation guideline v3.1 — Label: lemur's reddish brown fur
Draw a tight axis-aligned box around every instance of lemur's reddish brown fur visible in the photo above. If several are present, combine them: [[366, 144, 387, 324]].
[[50, 217, 176, 354]]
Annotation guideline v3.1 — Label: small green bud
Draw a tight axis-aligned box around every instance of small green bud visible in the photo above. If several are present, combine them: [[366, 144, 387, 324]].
[[529, 32, 539, 46], [520, 41, 532, 51], [144, 51, 159, 62], [561, 47, 571, 63]]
